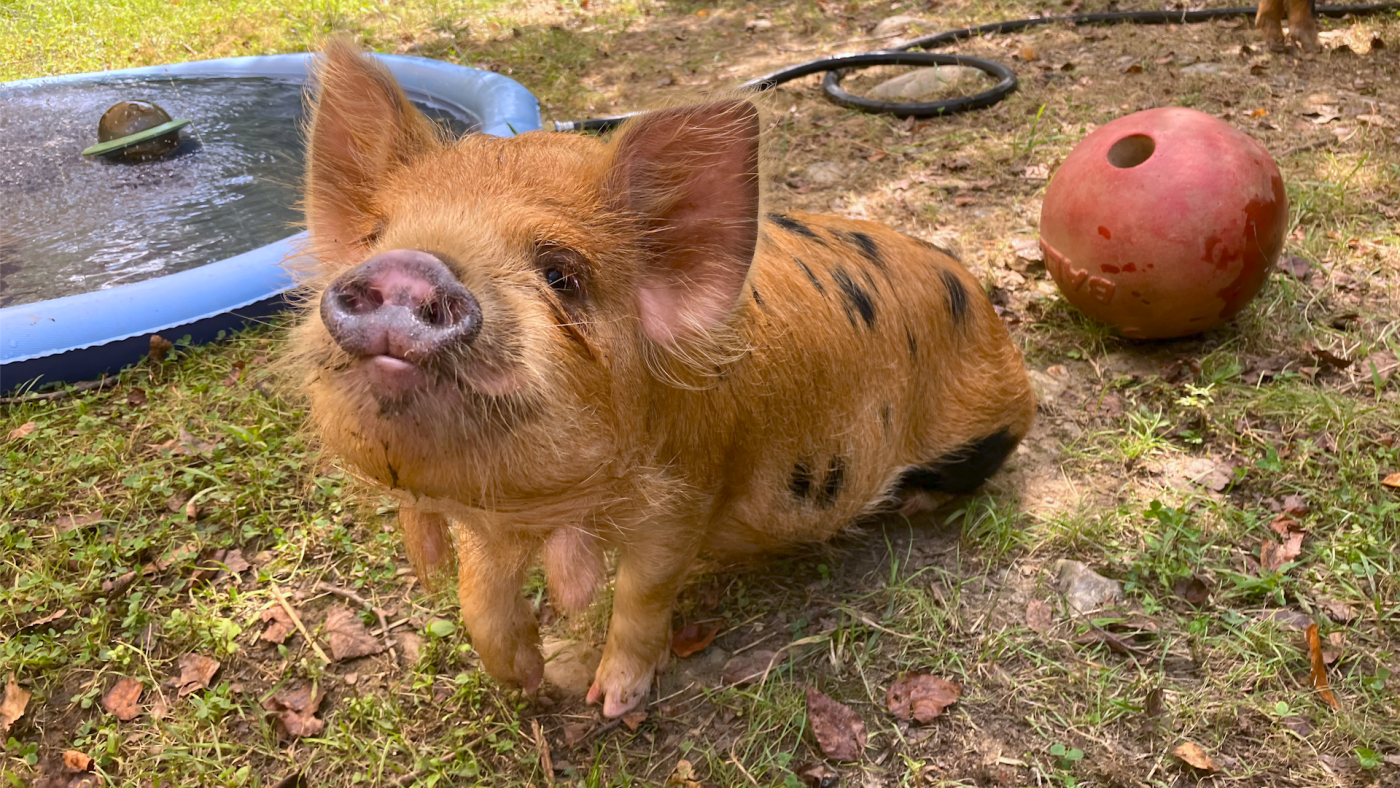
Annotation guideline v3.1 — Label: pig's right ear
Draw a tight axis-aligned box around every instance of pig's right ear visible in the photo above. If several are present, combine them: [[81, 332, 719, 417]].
[[305, 38, 441, 266], [605, 100, 761, 347]]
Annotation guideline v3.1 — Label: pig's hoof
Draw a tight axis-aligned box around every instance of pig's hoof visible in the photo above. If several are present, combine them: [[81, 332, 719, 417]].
[[586, 665, 652, 717], [478, 641, 544, 695]]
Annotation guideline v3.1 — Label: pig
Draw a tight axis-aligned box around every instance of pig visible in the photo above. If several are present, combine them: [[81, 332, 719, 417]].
[[1257, 0, 1319, 52], [289, 39, 1036, 717]]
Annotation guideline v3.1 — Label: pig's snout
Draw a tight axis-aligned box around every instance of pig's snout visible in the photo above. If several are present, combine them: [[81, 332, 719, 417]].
[[321, 250, 481, 391]]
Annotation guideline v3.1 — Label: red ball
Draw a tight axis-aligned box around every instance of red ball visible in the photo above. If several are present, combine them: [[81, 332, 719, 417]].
[[1039, 107, 1288, 339]]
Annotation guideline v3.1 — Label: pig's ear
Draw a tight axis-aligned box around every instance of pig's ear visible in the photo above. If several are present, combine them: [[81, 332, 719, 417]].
[[606, 100, 761, 347], [306, 38, 441, 264]]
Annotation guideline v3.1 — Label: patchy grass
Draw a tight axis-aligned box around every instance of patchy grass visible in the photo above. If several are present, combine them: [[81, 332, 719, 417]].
[[3, 0, 1400, 786]]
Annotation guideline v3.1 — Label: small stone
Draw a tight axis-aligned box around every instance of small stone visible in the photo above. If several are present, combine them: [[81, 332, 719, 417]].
[[805, 161, 846, 186], [1180, 62, 1227, 75], [1028, 365, 1071, 403], [1055, 560, 1122, 613], [744, 19, 772, 32], [868, 67, 988, 101], [873, 15, 929, 37], [541, 638, 601, 696]]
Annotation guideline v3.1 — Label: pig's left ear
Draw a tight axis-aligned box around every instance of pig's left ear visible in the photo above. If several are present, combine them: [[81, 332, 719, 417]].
[[605, 100, 760, 347], [306, 38, 442, 266]]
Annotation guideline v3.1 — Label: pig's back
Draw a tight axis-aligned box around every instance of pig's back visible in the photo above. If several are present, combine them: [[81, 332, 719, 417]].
[[693, 211, 1034, 553]]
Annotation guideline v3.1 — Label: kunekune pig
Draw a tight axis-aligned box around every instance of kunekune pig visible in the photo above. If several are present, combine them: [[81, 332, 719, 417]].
[[290, 40, 1036, 717]]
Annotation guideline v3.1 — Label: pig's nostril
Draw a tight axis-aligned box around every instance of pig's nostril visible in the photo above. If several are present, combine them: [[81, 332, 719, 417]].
[[332, 282, 384, 315], [419, 300, 443, 327]]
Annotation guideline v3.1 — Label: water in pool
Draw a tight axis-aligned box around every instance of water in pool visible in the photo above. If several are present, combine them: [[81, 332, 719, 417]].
[[0, 76, 475, 308]]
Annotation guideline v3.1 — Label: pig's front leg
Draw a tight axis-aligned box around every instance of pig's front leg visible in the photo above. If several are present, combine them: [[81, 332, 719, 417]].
[[398, 507, 456, 592], [453, 521, 544, 693], [587, 531, 697, 717]]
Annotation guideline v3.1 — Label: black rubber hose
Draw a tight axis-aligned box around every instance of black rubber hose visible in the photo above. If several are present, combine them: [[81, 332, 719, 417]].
[[553, 2, 1400, 132]]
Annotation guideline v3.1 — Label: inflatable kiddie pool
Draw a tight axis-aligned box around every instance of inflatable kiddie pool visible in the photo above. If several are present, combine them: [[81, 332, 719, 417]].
[[0, 54, 540, 392]]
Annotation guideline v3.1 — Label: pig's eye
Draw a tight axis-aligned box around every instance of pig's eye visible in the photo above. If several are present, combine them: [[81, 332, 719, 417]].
[[544, 267, 574, 293], [536, 245, 585, 298]]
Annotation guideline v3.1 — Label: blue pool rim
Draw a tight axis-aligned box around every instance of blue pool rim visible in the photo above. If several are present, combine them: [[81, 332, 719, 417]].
[[0, 53, 541, 393]]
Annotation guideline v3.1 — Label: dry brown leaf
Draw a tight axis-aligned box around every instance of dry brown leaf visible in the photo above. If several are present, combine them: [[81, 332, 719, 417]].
[[101, 677, 143, 721], [563, 721, 592, 747], [7, 422, 36, 440], [260, 605, 295, 645], [1316, 597, 1356, 623], [806, 686, 866, 762], [1173, 741, 1220, 771], [1278, 254, 1312, 281], [670, 620, 723, 658], [56, 513, 102, 533], [63, 750, 94, 772], [1145, 687, 1165, 718], [886, 673, 960, 723], [175, 653, 220, 697], [1322, 631, 1344, 664], [1182, 456, 1238, 492], [621, 711, 648, 731], [21, 608, 68, 631], [1306, 624, 1342, 710], [1260, 530, 1304, 572], [1025, 599, 1053, 633], [323, 606, 385, 662], [220, 548, 251, 575], [1, 673, 31, 734], [263, 681, 326, 738], [668, 759, 702, 788], [1172, 576, 1210, 605]]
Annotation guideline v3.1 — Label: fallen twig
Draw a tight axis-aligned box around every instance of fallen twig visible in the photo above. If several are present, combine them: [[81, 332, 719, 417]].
[[1279, 136, 1336, 158], [270, 586, 332, 664], [0, 377, 113, 405], [533, 719, 554, 785]]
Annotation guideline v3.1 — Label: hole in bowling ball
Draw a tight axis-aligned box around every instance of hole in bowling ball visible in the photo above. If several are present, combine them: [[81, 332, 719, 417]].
[[1107, 134, 1155, 168]]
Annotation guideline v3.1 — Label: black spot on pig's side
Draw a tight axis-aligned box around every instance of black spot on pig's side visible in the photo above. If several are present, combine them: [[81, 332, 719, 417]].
[[841, 230, 886, 272], [796, 258, 826, 296], [752, 286, 767, 310], [939, 269, 970, 326], [768, 213, 823, 243], [894, 429, 1020, 496], [816, 456, 846, 509], [831, 267, 876, 330], [789, 462, 813, 501], [906, 329, 918, 359]]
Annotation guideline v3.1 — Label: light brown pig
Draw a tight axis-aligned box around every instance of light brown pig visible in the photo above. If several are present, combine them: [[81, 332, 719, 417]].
[[1257, 0, 1319, 52], [289, 40, 1036, 717]]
